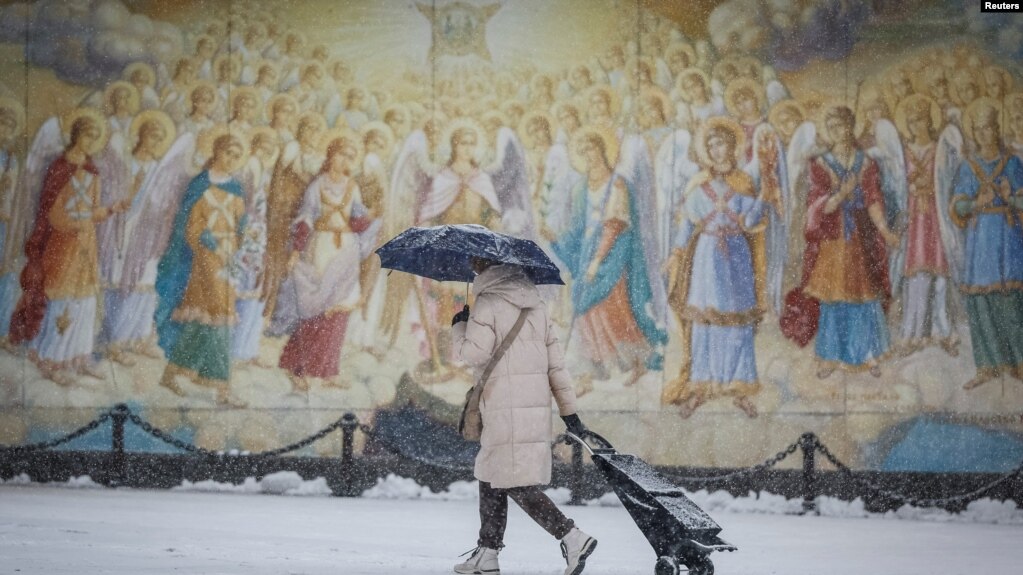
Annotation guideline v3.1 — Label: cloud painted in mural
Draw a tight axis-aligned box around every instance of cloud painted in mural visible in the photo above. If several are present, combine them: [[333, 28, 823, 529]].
[[708, 0, 870, 71], [0, 0, 183, 86], [965, 2, 1023, 60]]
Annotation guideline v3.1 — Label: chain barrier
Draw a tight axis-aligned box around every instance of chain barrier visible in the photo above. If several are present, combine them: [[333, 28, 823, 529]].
[[674, 440, 802, 485], [0, 411, 112, 454], [813, 438, 1023, 508]]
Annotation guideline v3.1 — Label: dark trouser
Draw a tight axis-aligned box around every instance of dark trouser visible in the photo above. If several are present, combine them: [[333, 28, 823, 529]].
[[478, 481, 575, 549]]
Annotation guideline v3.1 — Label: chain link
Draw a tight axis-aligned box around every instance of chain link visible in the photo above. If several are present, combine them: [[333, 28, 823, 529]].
[[0, 411, 112, 454], [674, 440, 802, 484], [815, 439, 1023, 508]]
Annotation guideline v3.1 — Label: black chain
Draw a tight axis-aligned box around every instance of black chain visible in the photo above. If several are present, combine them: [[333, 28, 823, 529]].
[[815, 440, 1023, 508], [0, 411, 112, 454], [674, 440, 802, 484]]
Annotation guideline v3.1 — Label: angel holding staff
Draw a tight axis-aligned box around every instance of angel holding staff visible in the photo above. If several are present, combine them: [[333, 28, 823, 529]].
[[661, 118, 765, 418], [9, 109, 130, 385], [951, 98, 1023, 389]]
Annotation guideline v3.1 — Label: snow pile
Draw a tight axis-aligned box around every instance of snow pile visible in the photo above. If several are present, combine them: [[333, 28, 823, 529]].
[[173, 471, 332, 497], [1, 473, 101, 488], [63, 476, 103, 489], [1, 473, 32, 485], [361, 474, 480, 501]]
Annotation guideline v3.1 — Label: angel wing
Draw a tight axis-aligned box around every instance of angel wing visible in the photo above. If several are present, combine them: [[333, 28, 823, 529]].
[[935, 123, 965, 284], [617, 134, 668, 326], [865, 118, 907, 291], [539, 143, 581, 239], [784, 121, 821, 283], [119, 132, 198, 288], [93, 133, 132, 285], [487, 126, 535, 239], [2, 117, 64, 272], [745, 122, 790, 314], [323, 93, 344, 128], [388, 130, 434, 235], [654, 129, 699, 263], [766, 79, 789, 107]]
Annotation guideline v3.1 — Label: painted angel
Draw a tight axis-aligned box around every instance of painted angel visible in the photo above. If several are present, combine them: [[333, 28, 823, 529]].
[[0, 97, 27, 345]]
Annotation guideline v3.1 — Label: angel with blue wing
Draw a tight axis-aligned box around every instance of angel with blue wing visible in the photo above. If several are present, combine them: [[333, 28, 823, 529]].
[[661, 118, 765, 419], [552, 128, 666, 389], [890, 95, 962, 357], [726, 78, 789, 315]]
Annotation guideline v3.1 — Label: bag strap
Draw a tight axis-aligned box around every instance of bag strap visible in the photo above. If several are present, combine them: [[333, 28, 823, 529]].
[[475, 307, 531, 395]]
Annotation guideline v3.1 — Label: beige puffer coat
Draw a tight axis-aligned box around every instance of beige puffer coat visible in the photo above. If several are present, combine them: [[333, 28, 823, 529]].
[[451, 264, 577, 489]]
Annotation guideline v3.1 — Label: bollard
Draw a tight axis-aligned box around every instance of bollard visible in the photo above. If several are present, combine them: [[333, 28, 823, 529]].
[[568, 440, 584, 505], [800, 432, 818, 515], [339, 413, 360, 497], [109, 404, 129, 487]]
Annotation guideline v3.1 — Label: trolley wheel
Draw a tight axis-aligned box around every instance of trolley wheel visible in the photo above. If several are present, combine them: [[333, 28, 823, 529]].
[[655, 556, 680, 575], [685, 555, 715, 575]]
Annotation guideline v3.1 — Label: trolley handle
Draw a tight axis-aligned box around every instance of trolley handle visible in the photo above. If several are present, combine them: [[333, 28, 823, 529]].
[[563, 430, 616, 456]]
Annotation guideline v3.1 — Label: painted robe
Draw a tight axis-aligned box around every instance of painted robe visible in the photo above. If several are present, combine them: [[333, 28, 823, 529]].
[[231, 156, 272, 361], [797, 152, 892, 368], [951, 153, 1023, 376], [899, 142, 954, 348], [278, 173, 375, 379], [155, 171, 245, 384], [0, 147, 21, 338], [101, 157, 160, 350], [10, 156, 104, 370], [553, 175, 666, 373], [663, 171, 764, 404]]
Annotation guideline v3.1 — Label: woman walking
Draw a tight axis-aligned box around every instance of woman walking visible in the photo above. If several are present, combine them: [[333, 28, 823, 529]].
[[451, 256, 596, 575]]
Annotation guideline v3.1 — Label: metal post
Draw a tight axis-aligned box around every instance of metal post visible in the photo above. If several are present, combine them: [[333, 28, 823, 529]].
[[568, 440, 584, 506], [339, 413, 359, 497], [800, 432, 818, 515], [109, 404, 129, 487]]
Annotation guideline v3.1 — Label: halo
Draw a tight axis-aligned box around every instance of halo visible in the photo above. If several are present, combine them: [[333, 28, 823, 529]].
[[639, 87, 673, 124], [853, 86, 889, 136], [296, 111, 327, 140], [665, 41, 697, 69], [214, 54, 243, 83], [712, 56, 743, 82], [951, 68, 983, 107], [894, 94, 941, 141], [568, 125, 620, 174], [694, 116, 745, 168], [675, 67, 712, 103], [911, 64, 947, 99], [246, 125, 279, 150], [0, 96, 26, 136], [188, 80, 219, 107], [1005, 92, 1023, 114], [123, 62, 156, 87], [382, 103, 410, 131], [319, 127, 363, 166], [984, 65, 1014, 97], [299, 61, 325, 82], [438, 117, 486, 165], [724, 77, 766, 118], [60, 107, 109, 155], [768, 99, 808, 132], [253, 59, 279, 82], [193, 33, 216, 54], [230, 86, 260, 113], [735, 55, 764, 82], [519, 110, 554, 145], [359, 120, 395, 158], [130, 110, 177, 159], [103, 81, 140, 116], [814, 100, 855, 145], [197, 124, 248, 173], [962, 97, 1003, 145], [580, 85, 622, 120], [266, 93, 298, 122]]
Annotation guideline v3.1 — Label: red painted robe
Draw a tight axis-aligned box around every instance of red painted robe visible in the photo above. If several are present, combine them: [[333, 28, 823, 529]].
[[9, 155, 97, 345]]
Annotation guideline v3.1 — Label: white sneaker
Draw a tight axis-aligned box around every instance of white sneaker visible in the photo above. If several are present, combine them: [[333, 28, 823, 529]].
[[560, 528, 597, 575], [453, 546, 500, 574]]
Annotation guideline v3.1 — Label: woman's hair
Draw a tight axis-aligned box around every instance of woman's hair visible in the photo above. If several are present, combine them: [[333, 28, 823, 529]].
[[132, 120, 164, 156]]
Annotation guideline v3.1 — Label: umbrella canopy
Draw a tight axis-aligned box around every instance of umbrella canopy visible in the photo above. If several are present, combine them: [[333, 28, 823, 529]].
[[376, 224, 564, 285]]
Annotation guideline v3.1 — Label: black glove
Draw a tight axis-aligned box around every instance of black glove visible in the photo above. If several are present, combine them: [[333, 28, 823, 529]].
[[451, 304, 470, 326], [561, 414, 587, 437]]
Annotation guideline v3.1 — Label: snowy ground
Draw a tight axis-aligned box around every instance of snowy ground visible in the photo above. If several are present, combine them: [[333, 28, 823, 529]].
[[2, 479, 1023, 575]]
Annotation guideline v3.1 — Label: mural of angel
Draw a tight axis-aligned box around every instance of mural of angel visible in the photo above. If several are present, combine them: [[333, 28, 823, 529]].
[[98, 111, 176, 365], [267, 94, 299, 145], [725, 78, 788, 314], [951, 99, 1023, 390], [155, 132, 248, 406], [522, 112, 580, 243], [552, 128, 666, 390], [124, 63, 161, 111], [276, 133, 378, 391], [8, 110, 128, 386], [781, 105, 900, 378], [228, 88, 260, 134], [662, 117, 764, 419], [288, 62, 327, 115], [672, 68, 725, 134], [890, 95, 961, 357], [0, 97, 25, 346], [260, 111, 326, 329], [253, 62, 281, 106], [779, 101, 823, 294], [160, 58, 198, 124], [179, 82, 217, 137], [231, 128, 279, 365]]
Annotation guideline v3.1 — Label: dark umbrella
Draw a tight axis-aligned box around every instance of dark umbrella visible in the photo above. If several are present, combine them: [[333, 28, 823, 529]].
[[375, 224, 564, 285]]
